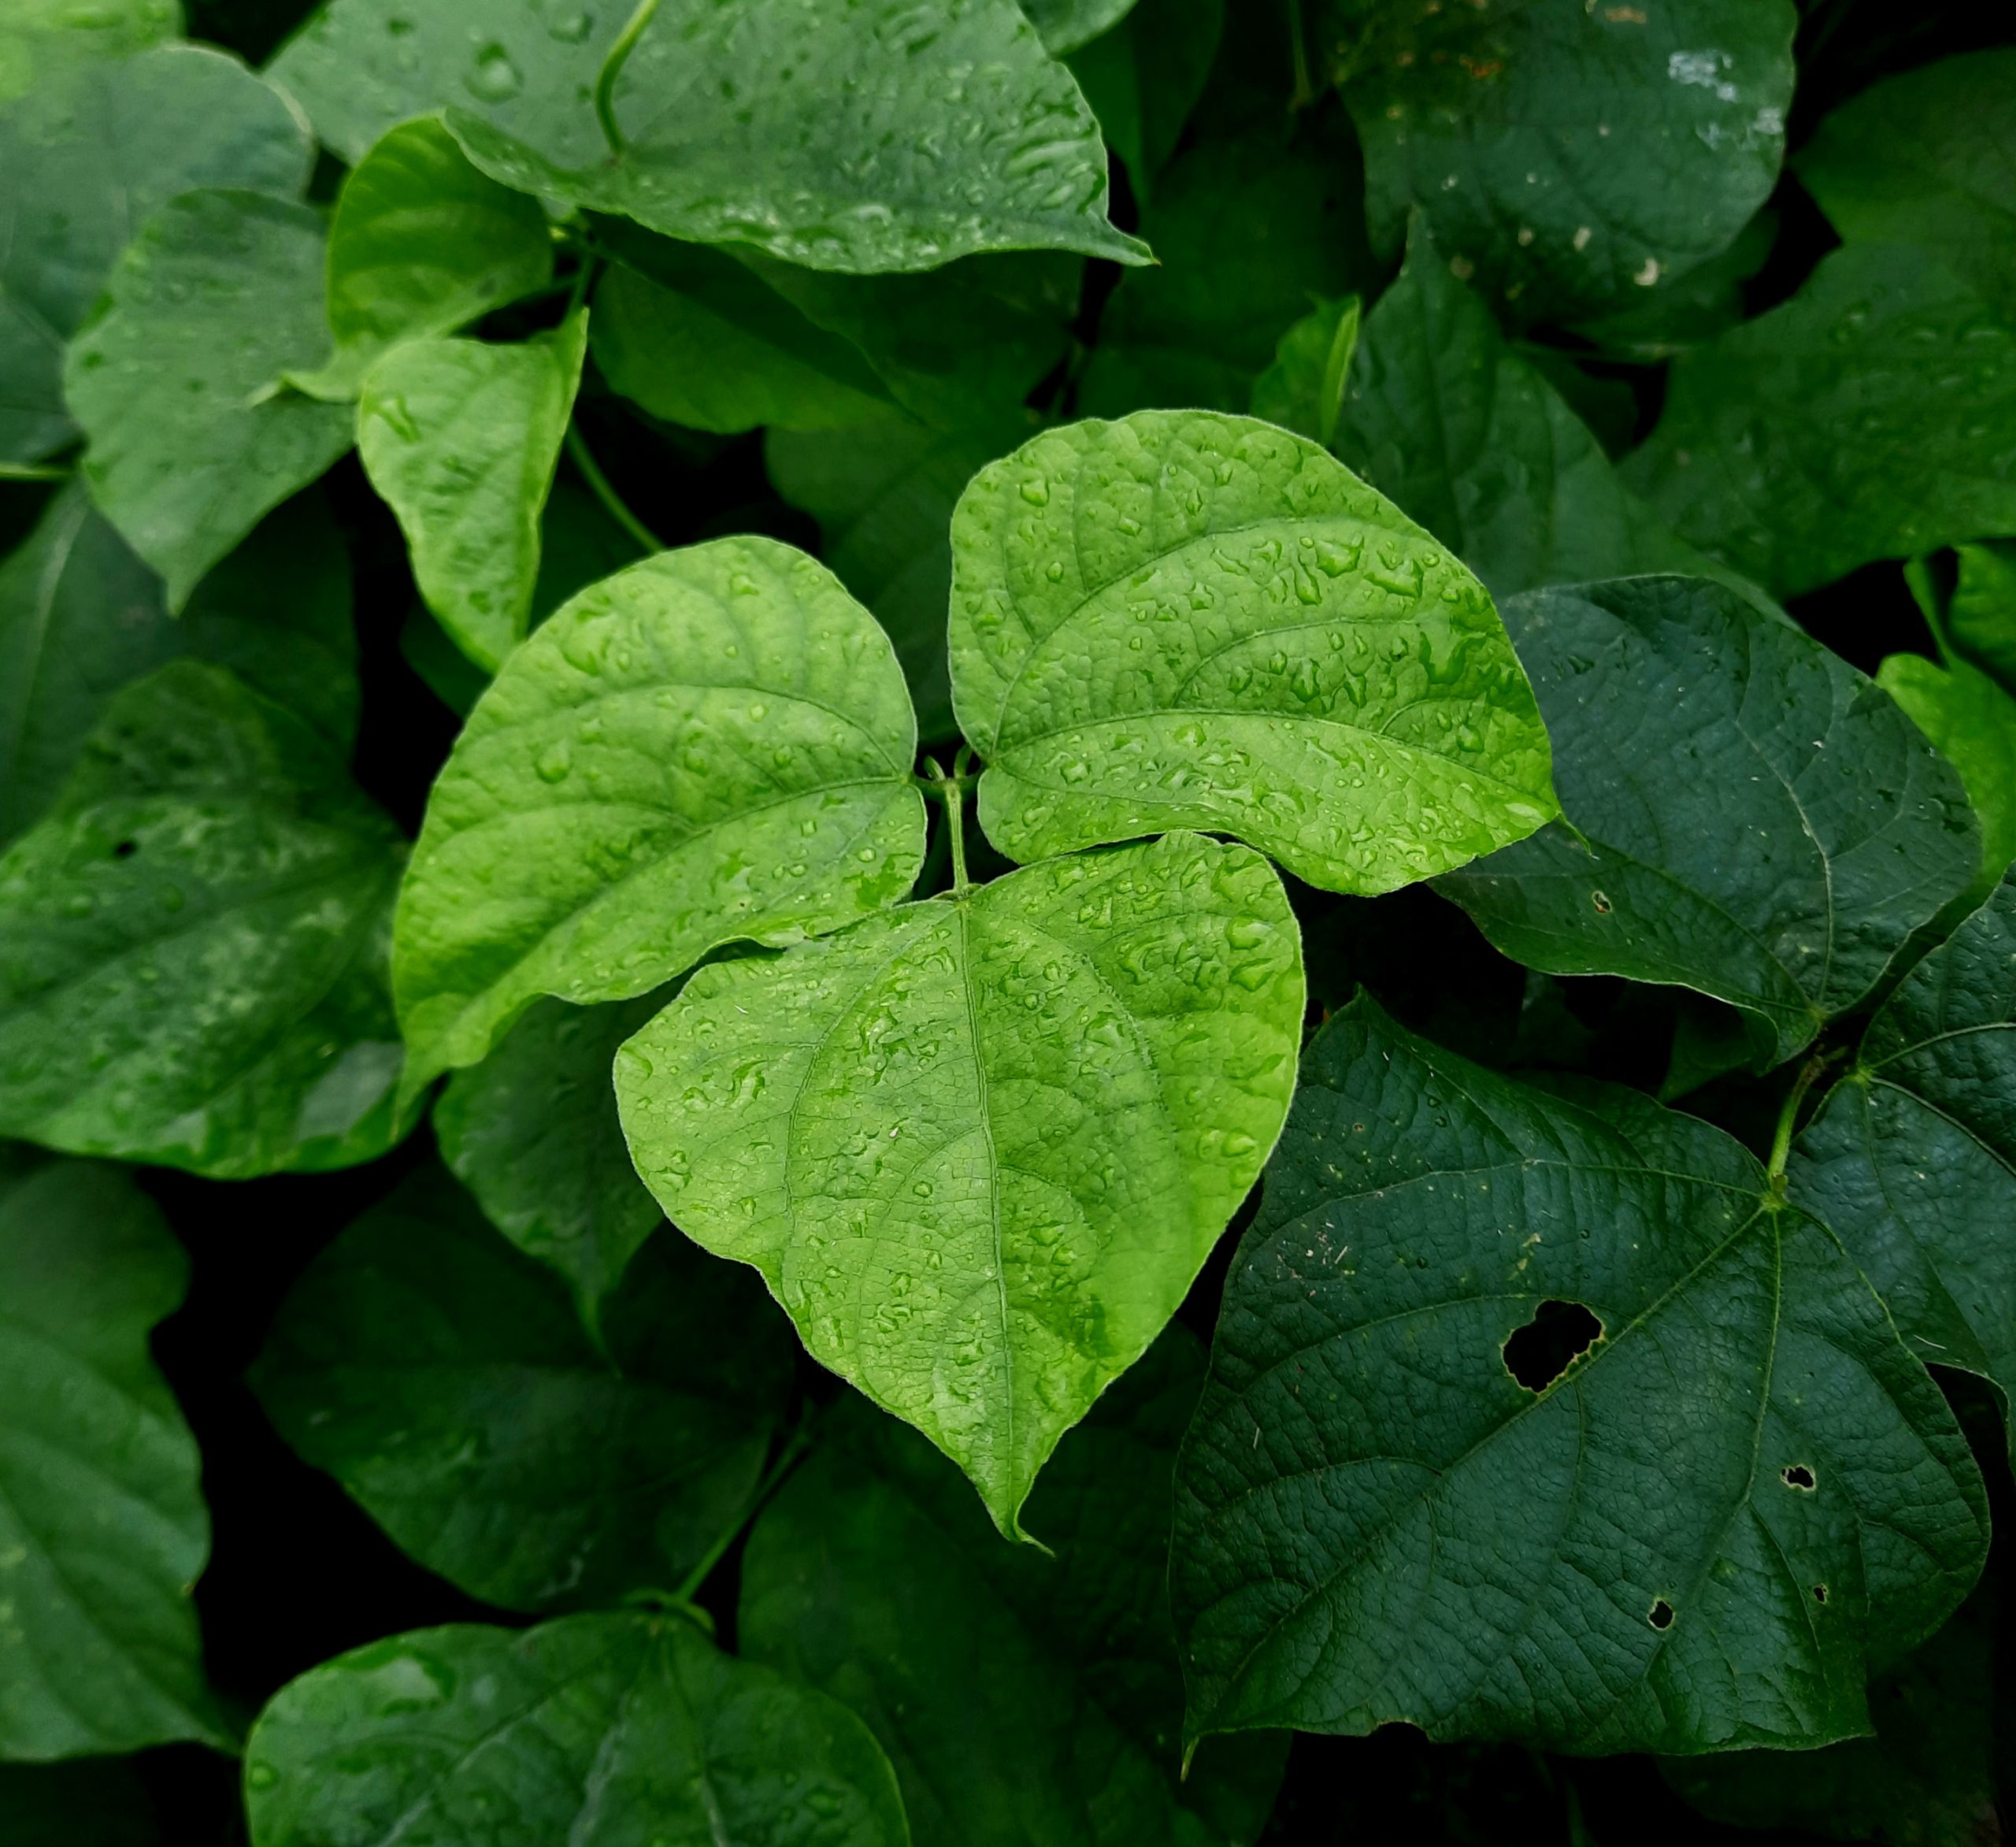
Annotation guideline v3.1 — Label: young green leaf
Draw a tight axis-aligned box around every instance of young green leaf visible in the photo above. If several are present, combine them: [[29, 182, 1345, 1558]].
[[252, 1166, 791, 1611], [1250, 295, 1359, 448], [392, 536, 925, 1100], [1789, 873, 2016, 1459], [358, 313, 587, 672], [1948, 540, 2016, 696], [1323, 0, 1797, 323], [742, 1333, 1285, 1847], [1878, 651, 2016, 898], [1065, 0, 1225, 201], [435, 993, 667, 1321], [0, 1150, 226, 1758], [243, 1612, 908, 1847], [0, 0, 178, 101], [64, 188, 354, 610], [1172, 995, 1988, 1753], [1436, 577, 1981, 1070], [947, 410, 1558, 893], [290, 113, 556, 402], [1021, 0, 1139, 54], [0, 42, 313, 462], [616, 831, 1304, 1535], [270, 0, 1147, 273], [0, 662, 408, 1178]]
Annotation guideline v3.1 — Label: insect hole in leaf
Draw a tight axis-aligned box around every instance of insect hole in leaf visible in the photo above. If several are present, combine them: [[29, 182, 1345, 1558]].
[[1500, 1297, 1604, 1391]]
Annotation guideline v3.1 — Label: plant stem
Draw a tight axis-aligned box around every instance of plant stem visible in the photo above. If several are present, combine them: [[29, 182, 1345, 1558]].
[[1287, 0, 1316, 109], [563, 250, 598, 321], [916, 750, 977, 897], [671, 1407, 818, 1605], [0, 462, 68, 482], [594, 0, 662, 154], [564, 422, 662, 553], [1767, 1051, 1831, 1183]]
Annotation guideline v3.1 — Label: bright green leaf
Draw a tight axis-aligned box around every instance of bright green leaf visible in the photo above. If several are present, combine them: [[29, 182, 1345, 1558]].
[[252, 1166, 792, 1611], [0, 1149, 226, 1758], [616, 830, 1304, 1535], [358, 313, 587, 672], [0, 0, 179, 105], [64, 188, 354, 610], [1436, 577, 1980, 1070], [243, 1611, 908, 1847], [1022, 0, 1139, 55], [947, 410, 1558, 894], [0, 662, 408, 1178], [1250, 295, 1358, 448], [1879, 651, 2016, 897], [1948, 539, 2016, 696], [743, 1332, 1285, 1847], [1065, 0, 1225, 199], [392, 536, 925, 1100], [1172, 994, 1989, 1752]]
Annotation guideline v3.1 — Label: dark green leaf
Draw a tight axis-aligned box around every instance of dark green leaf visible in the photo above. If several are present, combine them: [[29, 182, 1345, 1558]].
[[1249, 295, 1358, 448], [1571, 207, 1779, 361], [1878, 651, 2016, 899], [1022, 0, 1139, 55], [1172, 995, 1988, 1752], [1065, 0, 1225, 199]]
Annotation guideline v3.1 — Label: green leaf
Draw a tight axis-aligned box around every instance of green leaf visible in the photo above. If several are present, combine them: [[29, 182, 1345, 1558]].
[[243, 1611, 909, 1847], [1249, 295, 1358, 448], [0, 662, 408, 1178], [615, 830, 1304, 1535], [0, 0, 178, 104], [0, 42, 313, 463], [269, 0, 1147, 273], [1948, 539, 2016, 696], [392, 536, 925, 1100], [0, 483, 357, 847], [1021, 0, 1139, 54], [1878, 651, 2016, 899], [290, 113, 555, 402], [1065, 0, 1225, 200], [742, 1333, 1286, 1847], [1324, 0, 1797, 324], [1571, 206, 1779, 362], [1789, 873, 2016, 1460], [1796, 49, 2016, 316], [435, 993, 666, 1321], [0, 1149, 225, 1758], [64, 188, 354, 611], [1438, 577, 1980, 1070], [1171, 994, 1989, 1752], [1621, 244, 2016, 598], [252, 1166, 791, 1611], [0, 1761, 161, 1845], [358, 313, 587, 672], [947, 410, 1558, 894]]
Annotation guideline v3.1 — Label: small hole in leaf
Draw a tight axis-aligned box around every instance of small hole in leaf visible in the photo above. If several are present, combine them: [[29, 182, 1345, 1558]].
[[1781, 1464, 1816, 1490], [113, 840, 137, 859], [1812, 1585, 1829, 1604], [1648, 1599, 1674, 1630], [1502, 1300, 1603, 1391]]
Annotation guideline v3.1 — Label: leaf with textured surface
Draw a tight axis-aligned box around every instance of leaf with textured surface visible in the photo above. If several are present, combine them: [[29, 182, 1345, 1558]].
[[0, 1150, 225, 1757], [1066, 0, 1224, 199], [1171, 994, 1988, 1752], [1789, 873, 2016, 1459], [1437, 577, 1980, 1070], [617, 830, 1303, 1534], [0, 662, 407, 1178], [742, 1333, 1286, 1847], [0, 0, 178, 101], [392, 536, 925, 1100], [64, 188, 354, 610], [1878, 650, 2016, 898], [0, 42, 311, 462], [253, 1166, 791, 1611], [358, 315, 587, 672], [948, 410, 1558, 894], [1324, 0, 1796, 324], [270, 0, 1145, 273], [243, 1611, 907, 1847]]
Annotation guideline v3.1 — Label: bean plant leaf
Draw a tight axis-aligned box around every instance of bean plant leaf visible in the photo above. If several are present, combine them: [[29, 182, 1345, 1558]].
[[243, 1611, 909, 1847], [616, 830, 1304, 1535], [0, 0, 179, 102], [0, 1150, 226, 1758], [1322, 0, 1797, 324], [1249, 295, 1358, 448], [270, 0, 1147, 273], [64, 188, 354, 610], [1171, 994, 1990, 1753], [1789, 873, 2016, 1459], [0, 662, 408, 1178], [253, 1166, 791, 1611], [742, 1331, 1286, 1847], [947, 410, 1558, 894], [1622, 244, 2016, 598], [0, 42, 313, 462], [1948, 539, 2016, 696], [392, 536, 925, 1101], [1021, 0, 1139, 55], [1065, 0, 1225, 200], [291, 113, 556, 402], [358, 313, 587, 672], [1878, 651, 2016, 899], [435, 993, 668, 1321], [1436, 577, 1981, 1070]]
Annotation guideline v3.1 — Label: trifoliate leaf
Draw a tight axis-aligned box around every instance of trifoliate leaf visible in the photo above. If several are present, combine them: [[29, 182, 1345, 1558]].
[[741, 1333, 1286, 1847], [0, 0, 179, 102], [243, 1612, 908, 1847], [1171, 995, 1988, 1752], [392, 537, 925, 1101], [0, 663, 407, 1178], [947, 410, 1558, 894], [616, 830, 1303, 1535], [1878, 651, 2016, 899], [1437, 577, 1980, 1070], [253, 1166, 791, 1611], [64, 188, 354, 610], [1249, 295, 1358, 448], [1065, 0, 1225, 200]]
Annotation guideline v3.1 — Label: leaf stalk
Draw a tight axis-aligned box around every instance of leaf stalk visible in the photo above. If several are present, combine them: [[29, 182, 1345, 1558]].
[[670, 1402, 818, 1606], [563, 422, 663, 554], [595, 0, 662, 154]]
